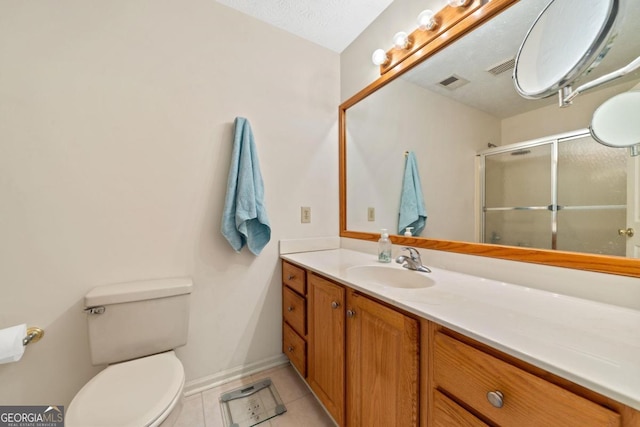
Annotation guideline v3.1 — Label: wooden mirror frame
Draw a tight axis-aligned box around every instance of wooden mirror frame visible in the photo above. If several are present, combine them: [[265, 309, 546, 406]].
[[338, 0, 640, 278]]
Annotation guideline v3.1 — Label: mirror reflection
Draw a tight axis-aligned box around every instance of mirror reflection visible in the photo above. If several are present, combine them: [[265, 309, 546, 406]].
[[591, 90, 640, 154], [345, 0, 640, 258]]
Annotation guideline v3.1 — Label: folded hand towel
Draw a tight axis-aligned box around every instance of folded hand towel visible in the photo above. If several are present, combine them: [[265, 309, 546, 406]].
[[221, 117, 271, 255], [398, 151, 427, 236]]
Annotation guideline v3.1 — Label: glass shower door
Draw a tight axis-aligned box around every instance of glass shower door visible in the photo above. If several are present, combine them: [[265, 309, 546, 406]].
[[483, 143, 554, 249], [480, 130, 628, 256], [556, 134, 627, 256]]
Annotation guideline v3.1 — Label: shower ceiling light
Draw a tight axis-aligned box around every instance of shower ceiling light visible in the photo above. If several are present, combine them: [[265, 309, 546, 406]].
[[417, 10, 437, 31]]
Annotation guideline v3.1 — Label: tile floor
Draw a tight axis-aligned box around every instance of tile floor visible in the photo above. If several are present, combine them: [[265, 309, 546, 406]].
[[174, 363, 336, 427]]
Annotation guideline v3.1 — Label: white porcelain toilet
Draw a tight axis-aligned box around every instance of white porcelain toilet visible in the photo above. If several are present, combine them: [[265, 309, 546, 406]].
[[67, 277, 193, 427]]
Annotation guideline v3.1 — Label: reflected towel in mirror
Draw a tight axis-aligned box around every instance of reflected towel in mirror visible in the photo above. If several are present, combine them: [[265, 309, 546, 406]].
[[398, 151, 427, 236], [221, 117, 271, 255]]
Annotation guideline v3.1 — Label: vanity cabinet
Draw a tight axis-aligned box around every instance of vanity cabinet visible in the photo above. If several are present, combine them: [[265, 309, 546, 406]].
[[308, 272, 346, 425], [426, 325, 629, 427], [282, 261, 307, 377], [283, 259, 640, 427], [346, 290, 419, 426], [432, 390, 487, 427], [305, 271, 419, 427]]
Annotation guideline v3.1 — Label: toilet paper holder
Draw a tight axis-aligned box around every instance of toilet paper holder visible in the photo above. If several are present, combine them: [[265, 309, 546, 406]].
[[22, 327, 44, 346]]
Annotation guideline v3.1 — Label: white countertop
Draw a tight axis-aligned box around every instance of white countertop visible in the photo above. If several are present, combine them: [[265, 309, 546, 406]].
[[281, 248, 640, 411]]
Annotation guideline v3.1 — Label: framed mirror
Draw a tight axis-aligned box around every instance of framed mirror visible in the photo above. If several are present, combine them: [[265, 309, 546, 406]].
[[339, 0, 640, 277]]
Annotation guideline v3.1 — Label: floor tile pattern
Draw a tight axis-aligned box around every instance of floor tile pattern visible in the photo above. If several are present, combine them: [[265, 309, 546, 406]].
[[174, 364, 336, 427]]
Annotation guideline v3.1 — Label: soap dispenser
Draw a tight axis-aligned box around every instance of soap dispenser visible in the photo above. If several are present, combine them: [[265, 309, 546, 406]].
[[378, 229, 392, 263], [404, 227, 414, 237]]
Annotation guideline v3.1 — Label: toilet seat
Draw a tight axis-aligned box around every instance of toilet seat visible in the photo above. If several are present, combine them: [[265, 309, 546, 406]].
[[67, 351, 184, 427]]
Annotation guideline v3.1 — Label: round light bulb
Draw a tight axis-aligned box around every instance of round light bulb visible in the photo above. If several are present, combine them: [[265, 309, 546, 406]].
[[417, 10, 437, 31], [447, 0, 471, 7], [371, 49, 389, 66], [393, 32, 410, 49]]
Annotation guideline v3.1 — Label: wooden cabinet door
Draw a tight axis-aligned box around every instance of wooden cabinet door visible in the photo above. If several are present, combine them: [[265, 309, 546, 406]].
[[308, 273, 345, 426], [346, 290, 419, 427]]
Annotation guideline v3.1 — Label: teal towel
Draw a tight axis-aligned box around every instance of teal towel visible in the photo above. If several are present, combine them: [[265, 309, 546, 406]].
[[398, 151, 427, 236], [221, 117, 271, 255]]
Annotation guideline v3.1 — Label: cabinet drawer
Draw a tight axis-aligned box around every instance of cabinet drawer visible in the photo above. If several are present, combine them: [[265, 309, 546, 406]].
[[434, 332, 620, 427], [283, 322, 306, 377], [434, 390, 488, 427], [283, 286, 306, 336], [283, 261, 306, 295]]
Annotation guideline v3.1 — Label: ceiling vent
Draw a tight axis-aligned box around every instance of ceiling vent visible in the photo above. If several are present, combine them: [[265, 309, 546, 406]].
[[438, 74, 469, 90], [487, 58, 515, 76]]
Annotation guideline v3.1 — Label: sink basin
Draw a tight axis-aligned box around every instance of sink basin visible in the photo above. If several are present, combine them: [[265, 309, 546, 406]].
[[345, 265, 435, 289]]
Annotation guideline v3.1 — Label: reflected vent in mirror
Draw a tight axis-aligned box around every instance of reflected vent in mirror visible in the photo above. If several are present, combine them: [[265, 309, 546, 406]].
[[487, 58, 515, 76], [438, 74, 469, 90]]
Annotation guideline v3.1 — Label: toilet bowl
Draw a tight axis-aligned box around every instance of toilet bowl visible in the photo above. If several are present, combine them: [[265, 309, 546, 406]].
[[66, 277, 193, 427], [67, 351, 184, 426]]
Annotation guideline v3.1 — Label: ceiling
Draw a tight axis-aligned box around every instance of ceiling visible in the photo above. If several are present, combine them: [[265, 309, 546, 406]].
[[215, 0, 394, 53]]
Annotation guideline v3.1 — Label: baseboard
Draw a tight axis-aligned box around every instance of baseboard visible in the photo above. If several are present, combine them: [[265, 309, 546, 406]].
[[183, 353, 289, 397]]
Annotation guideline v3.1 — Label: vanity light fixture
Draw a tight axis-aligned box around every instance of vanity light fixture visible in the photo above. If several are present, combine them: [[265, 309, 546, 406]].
[[393, 32, 413, 50], [371, 0, 478, 69], [447, 0, 472, 7], [417, 10, 437, 31], [371, 48, 390, 66]]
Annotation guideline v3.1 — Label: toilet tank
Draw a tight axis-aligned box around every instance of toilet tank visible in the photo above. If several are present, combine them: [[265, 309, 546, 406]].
[[84, 277, 193, 365]]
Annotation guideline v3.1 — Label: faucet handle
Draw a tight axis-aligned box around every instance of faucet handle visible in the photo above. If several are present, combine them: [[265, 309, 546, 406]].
[[401, 247, 420, 259], [397, 247, 431, 273]]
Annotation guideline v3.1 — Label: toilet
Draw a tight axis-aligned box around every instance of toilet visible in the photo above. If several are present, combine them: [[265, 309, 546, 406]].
[[67, 277, 193, 427]]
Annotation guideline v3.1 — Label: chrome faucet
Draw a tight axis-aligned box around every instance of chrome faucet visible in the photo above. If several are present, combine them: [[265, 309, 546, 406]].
[[395, 247, 431, 273]]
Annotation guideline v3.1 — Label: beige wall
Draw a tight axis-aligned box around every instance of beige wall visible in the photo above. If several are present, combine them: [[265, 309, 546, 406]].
[[0, 0, 339, 405]]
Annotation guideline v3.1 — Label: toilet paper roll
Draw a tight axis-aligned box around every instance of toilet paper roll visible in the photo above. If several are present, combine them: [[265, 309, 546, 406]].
[[0, 324, 26, 364]]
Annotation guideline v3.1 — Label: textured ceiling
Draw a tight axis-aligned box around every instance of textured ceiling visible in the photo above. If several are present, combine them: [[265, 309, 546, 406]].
[[403, 0, 640, 119], [215, 0, 394, 53]]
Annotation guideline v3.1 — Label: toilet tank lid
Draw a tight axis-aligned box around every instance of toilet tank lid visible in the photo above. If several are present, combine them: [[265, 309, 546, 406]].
[[85, 277, 193, 307]]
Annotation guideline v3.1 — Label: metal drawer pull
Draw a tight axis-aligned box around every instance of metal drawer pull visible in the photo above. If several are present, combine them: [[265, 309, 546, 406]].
[[618, 228, 635, 237], [288, 346, 294, 352], [487, 391, 504, 408], [346, 309, 356, 318], [287, 306, 294, 312], [331, 301, 340, 309], [288, 274, 295, 280]]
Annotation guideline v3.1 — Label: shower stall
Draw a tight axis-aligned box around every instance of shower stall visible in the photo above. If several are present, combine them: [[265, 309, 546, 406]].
[[478, 129, 628, 257]]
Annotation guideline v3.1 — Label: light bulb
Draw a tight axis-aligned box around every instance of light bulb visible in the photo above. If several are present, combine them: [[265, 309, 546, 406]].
[[417, 10, 437, 31], [371, 49, 389, 66], [393, 32, 411, 50], [447, 0, 471, 7]]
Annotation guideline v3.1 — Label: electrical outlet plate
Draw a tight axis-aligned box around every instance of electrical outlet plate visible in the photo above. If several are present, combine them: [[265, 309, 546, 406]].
[[301, 207, 311, 223], [367, 207, 375, 221]]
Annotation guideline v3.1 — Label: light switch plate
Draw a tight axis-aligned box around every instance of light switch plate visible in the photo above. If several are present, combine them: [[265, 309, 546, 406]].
[[301, 207, 311, 223], [367, 207, 375, 221]]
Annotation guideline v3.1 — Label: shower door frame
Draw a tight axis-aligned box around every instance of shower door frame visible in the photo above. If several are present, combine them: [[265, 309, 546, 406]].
[[478, 128, 627, 252]]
